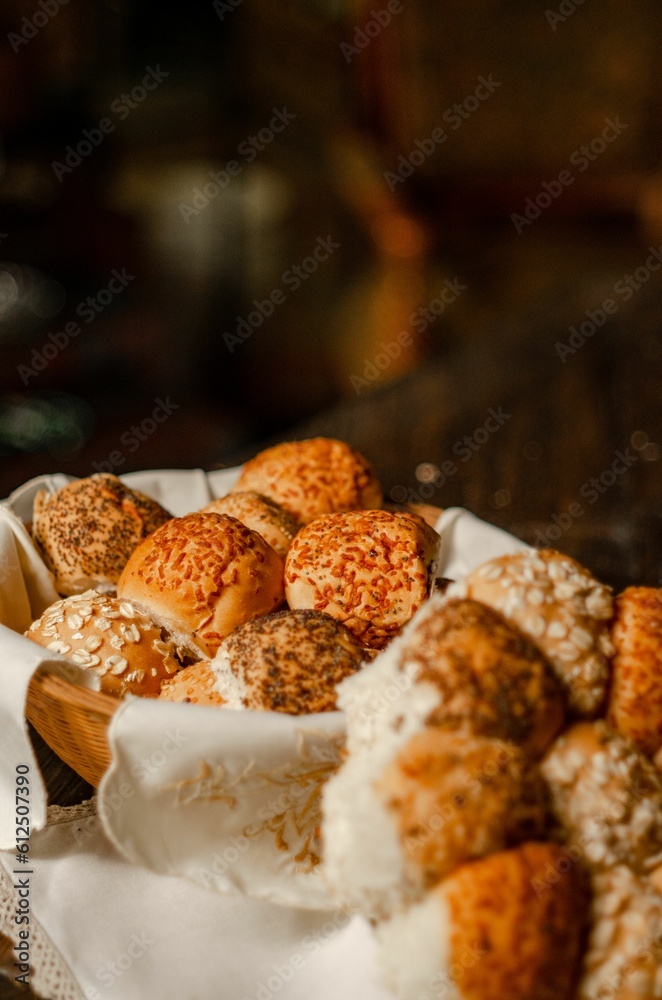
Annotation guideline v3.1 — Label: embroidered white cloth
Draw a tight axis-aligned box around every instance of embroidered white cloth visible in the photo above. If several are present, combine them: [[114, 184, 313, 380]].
[[0, 468, 527, 998]]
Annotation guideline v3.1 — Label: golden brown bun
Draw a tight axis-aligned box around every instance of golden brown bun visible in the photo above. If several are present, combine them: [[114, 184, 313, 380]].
[[403, 502, 444, 528], [608, 586, 662, 756], [231, 437, 383, 524], [578, 865, 662, 1000], [201, 491, 300, 559], [25, 590, 181, 697], [285, 509, 439, 649], [212, 609, 364, 713], [541, 721, 662, 873], [466, 549, 614, 717], [375, 729, 548, 889], [159, 660, 224, 706], [32, 474, 172, 595], [399, 597, 565, 758], [117, 512, 284, 657], [440, 842, 589, 1000]]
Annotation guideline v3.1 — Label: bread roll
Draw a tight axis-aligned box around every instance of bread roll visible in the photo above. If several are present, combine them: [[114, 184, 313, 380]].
[[285, 509, 439, 649], [201, 491, 299, 558], [608, 586, 662, 756], [322, 727, 547, 916], [541, 721, 662, 873], [117, 512, 284, 657], [378, 842, 589, 1000], [396, 597, 565, 758], [26, 590, 181, 697], [32, 474, 172, 595], [159, 660, 224, 706], [211, 609, 364, 713], [578, 865, 662, 1000], [231, 437, 383, 524], [466, 549, 613, 716]]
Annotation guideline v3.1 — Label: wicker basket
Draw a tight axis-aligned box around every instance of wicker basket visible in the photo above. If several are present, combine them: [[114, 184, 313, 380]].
[[26, 671, 118, 786]]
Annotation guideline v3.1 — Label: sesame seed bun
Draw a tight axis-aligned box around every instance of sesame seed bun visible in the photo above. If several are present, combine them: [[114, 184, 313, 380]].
[[32, 474, 172, 595], [117, 512, 284, 657], [159, 660, 224, 706], [541, 721, 662, 873], [285, 509, 439, 649], [231, 437, 383, 524], [25, 590, 181, 697], [398, 597, 565, 758], [378, 842, 589, 1000], [607, 586, 662, 756], [466, 549, 614, 717], [201, 491, 300, 559], [210, 609, 364, 713]]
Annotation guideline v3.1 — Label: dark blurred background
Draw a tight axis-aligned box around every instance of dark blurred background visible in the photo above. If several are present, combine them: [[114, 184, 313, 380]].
[[1, 0, 662, 585]]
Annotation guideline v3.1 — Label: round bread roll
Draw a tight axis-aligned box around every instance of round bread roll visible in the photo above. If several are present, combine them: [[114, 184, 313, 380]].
[[608, 586, 662, 757], [578, 865, 662, 1000], [117, 512, 284, 657], [211, 609, 364, 713], [285, 509, 439, 650], [32, 473, 172, 595], [159, 660, 224, 706], [322, 727, 547, 917], [200, 491, 300, 559], [466, 548, 614, 717], [541, 721, 662, 873], [25, 590, 181, 697], [397, 596, 565, 758], [378, 842, 589, 1000], [231, 437, 383, 524]]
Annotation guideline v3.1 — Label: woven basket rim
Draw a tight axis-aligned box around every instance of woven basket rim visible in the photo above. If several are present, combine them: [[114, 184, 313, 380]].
[[27, 668, 119, 720]]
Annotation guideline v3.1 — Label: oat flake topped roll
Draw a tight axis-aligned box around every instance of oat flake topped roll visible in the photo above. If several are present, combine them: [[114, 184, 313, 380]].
[[26, 590, 181, 697], [231, 437, 383, 525], [285, 509, 439, 650], [466, 548, 614, 716], [32, 473, 172, 595]]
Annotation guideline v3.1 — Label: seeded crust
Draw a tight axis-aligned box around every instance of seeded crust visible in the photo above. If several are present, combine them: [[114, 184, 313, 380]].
[[541, 721, 662, 874], [26, 590, 182, 697], [231, 437, 383, 525], [439, 843, 589, 1000], [117, 512, 285, 657], [32, 474, 172, 595], [578, 866, 662, 1000], [608, 587, 662, 757], [159, 660, 224, 706], [374, 729, 548, 893], [285, 509, 439, 650], [212, 609, 364, 713], [397, 597, 565, 758], [466, 549, 614, 717], [201, 491, 300, 559]]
